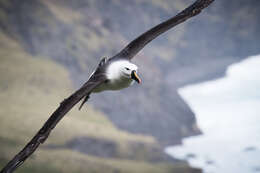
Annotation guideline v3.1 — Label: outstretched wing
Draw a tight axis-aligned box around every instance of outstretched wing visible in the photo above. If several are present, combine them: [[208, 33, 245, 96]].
[[0, 73, 106, 173], [111, 0, 214, 60]]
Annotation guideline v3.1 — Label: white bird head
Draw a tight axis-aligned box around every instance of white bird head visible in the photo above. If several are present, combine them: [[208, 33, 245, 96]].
[[106, 60, 141, 83]]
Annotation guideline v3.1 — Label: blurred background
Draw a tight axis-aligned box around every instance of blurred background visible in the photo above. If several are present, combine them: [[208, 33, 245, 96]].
[[0, 0, 259, 172]]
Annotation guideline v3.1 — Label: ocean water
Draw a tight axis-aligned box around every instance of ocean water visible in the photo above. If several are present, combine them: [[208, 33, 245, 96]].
[[165, 55, 260, 173]]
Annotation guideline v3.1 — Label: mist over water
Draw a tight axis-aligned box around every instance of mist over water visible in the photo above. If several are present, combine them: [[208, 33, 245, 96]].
[[165, 55, 260, 173]]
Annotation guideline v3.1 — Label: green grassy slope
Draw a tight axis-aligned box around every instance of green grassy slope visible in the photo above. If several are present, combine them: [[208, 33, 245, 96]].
[[0, 33, 197, 173]]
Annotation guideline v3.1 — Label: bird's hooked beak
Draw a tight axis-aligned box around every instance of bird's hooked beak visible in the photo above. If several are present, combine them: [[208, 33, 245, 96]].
[[131, 70, 141, 84]]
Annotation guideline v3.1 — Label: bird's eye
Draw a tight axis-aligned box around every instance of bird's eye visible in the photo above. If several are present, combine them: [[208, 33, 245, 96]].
[[125, 67, 130, 70]]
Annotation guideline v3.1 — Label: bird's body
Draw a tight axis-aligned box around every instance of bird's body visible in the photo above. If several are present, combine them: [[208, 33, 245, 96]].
[[78, 59, 141, 109]]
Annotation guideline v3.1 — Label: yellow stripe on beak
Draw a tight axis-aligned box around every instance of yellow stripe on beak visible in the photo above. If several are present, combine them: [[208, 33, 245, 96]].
[[131, 71, 141, 84]]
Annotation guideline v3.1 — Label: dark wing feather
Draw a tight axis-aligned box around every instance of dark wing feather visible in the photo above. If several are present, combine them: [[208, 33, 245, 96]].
[[111, 0, 214, 60], [0, 74, 106, 173]]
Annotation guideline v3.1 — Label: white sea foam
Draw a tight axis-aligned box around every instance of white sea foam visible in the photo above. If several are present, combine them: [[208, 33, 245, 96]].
[[165, 55, 260, 173]]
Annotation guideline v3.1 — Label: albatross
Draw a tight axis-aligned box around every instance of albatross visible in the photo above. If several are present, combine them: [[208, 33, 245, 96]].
[[0, 0, 214, 172]]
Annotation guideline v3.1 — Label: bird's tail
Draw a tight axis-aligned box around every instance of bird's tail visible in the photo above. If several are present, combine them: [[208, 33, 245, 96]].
[[78, 95, 90, 110]]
